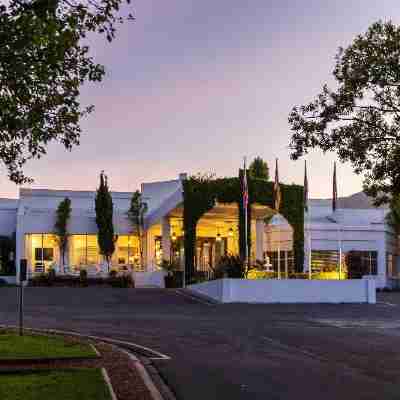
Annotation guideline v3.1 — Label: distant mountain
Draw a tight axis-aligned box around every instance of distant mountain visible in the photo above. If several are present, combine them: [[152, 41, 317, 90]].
[[310, 192, 388, 209]]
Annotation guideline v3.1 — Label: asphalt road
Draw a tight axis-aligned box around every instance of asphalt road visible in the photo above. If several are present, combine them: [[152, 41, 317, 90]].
[[1, 287, 400, 400]]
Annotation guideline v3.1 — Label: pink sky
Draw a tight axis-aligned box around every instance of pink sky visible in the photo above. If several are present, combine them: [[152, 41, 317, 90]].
[[3, 0, 400, 198]]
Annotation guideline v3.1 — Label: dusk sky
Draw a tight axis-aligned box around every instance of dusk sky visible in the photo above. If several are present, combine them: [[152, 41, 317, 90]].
[[4, 1, 400, 198]]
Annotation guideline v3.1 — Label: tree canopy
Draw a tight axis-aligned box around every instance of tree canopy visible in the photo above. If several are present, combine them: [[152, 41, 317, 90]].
[[0, 0, 133, 183], [248, 156, 269, 181], [288, 21, 400, 205]]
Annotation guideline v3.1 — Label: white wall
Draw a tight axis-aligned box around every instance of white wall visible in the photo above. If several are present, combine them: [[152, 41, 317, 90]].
[[189, 278, 376, 304]]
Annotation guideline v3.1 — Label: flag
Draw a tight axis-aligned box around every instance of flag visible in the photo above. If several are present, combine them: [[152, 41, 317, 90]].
[[332, 161, 337, 212], [273, 158, 281, 211], [304, 160, 308, 212], [243, 157, 248, 209]]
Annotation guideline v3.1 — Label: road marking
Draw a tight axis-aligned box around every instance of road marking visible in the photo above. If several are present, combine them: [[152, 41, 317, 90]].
[[377, 301, 397, 307], [172, 289, 215, 306], [262, 336, 325, 361], [0, 324, 171, 360]]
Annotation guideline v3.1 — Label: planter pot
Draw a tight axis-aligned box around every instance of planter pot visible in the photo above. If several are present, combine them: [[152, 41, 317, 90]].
[[164, 275, 175, 288]]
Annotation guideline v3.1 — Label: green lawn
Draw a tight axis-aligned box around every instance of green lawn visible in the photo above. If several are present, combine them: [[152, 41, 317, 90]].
[[0, 333, 97, 360], [0, 369, 112, 400]]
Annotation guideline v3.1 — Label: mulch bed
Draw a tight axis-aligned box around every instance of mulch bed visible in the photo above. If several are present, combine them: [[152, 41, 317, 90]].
[[0, 331, 153, 400]]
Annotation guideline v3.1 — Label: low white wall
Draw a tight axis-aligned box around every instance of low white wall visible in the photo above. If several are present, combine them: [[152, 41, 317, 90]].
[[133, 271, 166, 288], [189, 278, 376, 304], [0, 276, 16, 284]]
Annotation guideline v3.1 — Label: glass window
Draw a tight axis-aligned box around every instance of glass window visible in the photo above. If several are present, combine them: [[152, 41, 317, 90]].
[[69, 234, 101, 270], [345, 251, 377, 278], [28, 234, 58, 273], [113, 235, 142, 271]]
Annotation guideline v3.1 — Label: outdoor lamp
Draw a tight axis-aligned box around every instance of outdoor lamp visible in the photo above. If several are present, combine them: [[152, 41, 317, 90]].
[[228, 228, 234, 237], [171, 232, 177, 241]]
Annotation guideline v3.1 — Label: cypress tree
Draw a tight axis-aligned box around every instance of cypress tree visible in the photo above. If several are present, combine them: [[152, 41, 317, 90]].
[[95, 171, 115, 271], [54, 197, 72, 273]]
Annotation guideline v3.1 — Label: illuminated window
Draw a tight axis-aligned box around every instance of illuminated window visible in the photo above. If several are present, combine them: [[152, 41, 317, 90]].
[[69, 234, 100, 270], [112, 235, 142, 271], [27, 234, 58, 274]]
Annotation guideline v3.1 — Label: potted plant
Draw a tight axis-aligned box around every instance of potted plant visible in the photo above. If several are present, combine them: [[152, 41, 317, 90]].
[[161, 260, 179, 288]]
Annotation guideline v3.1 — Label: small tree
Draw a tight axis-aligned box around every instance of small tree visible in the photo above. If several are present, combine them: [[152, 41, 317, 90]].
[[95, 171, 115, 271], [249, 157, 269, 180], [54, 197, 71, 273], [127, 190, 148, 269]]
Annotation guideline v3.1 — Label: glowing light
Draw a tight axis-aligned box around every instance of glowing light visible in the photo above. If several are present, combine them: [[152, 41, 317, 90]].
[[171, 232, 177, 241], [216, 233, 222, 242], [228, 228, 234, 237]]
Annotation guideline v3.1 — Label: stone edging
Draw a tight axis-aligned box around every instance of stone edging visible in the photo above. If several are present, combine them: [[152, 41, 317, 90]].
[[102, 367, 118, 400]]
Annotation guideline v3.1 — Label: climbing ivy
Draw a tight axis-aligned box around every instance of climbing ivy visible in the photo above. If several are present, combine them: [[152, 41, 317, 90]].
[[182, 173, 304, 283]]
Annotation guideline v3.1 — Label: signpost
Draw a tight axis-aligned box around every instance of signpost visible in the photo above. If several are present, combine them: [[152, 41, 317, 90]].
[[19, 259, 27, 336]]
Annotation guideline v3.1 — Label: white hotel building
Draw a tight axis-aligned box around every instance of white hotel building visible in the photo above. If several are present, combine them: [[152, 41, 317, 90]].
[[0, 174, 397, 288]]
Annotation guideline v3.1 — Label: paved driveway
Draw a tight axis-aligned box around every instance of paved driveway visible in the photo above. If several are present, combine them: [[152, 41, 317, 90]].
[[1, 288, 400, 399]]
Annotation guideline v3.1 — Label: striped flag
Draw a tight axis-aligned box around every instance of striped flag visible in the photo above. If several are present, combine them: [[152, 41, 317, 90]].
[[243, 157, 248, 209], [304, 160, 308, 212], [273, 158, 281, 211], [332, 161, 337, 212]]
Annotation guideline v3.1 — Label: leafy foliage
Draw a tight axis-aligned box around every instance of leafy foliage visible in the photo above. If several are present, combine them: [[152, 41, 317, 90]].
[[387, 194, 400, 234], [289, 21, 400, 205], [214, 255, 247, 279], [127, 190, 148, 267], [182, 174, 304, 282], [0, 0, 133, 183], [54, 197, 71, 269], [95, 171, 115, 268], [249, 156, 269, 181]]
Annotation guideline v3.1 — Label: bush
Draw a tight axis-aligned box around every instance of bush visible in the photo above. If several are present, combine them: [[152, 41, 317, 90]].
[[109, 269, 118, 278], [79, 269, 88, 287], [108, 274, 134, 288], [214, 255, 246, 279]]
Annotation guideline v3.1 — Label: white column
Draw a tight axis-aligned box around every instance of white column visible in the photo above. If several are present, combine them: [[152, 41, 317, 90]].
[[145, 229, 156, 272], [161, 217, 171, 262], [377, 237, 386, 284], [15, 206, 25, 283], [255, 219, 265, 261]]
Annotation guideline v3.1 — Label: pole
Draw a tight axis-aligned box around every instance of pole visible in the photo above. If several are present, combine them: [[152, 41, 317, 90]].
[[244, 157, 249, 272], [19, 281, 23, 336], [18, 259, 27, 337], [307, 212, 312, 280], [285, 250, 288, 279], [339, 228, 342, 279]]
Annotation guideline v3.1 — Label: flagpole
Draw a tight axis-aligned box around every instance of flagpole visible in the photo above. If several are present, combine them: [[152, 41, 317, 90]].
[[244, 157, 249, 271], [304, 160, 312, 280]]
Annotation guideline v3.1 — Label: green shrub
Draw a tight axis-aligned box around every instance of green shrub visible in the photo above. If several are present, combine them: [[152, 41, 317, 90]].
[[108, 274, 134, 288], [214, 255, 246, 279], [79, 269, 88, 287]]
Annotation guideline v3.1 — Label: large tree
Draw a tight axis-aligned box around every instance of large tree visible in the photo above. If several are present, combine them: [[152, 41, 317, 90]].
[[249, 156, 269, 181], [0, 0, 133, 183], [95, 171, 115, 270], [288, 21, 400, 205]]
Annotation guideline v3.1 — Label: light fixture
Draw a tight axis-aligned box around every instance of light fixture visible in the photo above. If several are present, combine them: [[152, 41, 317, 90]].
[[228, 227, 234, 237], [171, 232, 177, 241], [216, 227, 222, 242]]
